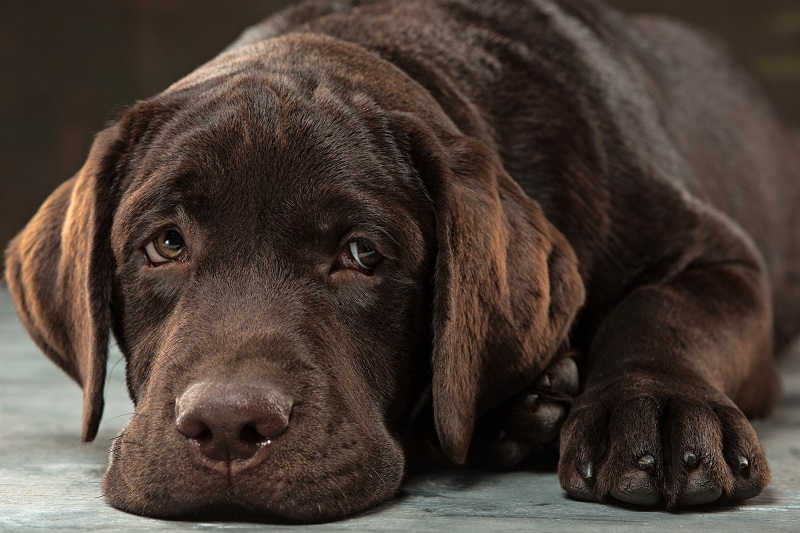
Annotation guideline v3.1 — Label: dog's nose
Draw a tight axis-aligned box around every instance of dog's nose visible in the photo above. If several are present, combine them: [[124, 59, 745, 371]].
[[175, 381, 292, 463]]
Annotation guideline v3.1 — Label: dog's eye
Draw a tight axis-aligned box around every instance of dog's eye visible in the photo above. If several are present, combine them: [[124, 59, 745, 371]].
[[145, 229, 187, 264], [342, 240, 382, 273]]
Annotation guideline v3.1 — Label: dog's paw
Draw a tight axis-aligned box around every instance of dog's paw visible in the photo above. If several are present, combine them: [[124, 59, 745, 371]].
[[469, 351, 580, 469], [558, 378, 770, 508]]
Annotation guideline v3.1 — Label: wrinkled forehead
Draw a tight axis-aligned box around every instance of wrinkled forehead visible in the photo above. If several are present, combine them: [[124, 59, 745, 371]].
[[112, 69, 431, 257]]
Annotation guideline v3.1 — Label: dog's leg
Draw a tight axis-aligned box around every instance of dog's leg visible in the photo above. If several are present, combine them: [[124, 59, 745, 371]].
[[558, 254, 781, 508]]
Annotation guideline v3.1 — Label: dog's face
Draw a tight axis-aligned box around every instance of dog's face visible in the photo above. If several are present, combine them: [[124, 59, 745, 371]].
[[6, 36, 584, 522], [106, 68, 437, 521]]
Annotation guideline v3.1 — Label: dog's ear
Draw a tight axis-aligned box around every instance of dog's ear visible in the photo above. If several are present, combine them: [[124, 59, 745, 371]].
[[5, 124, 127, 442], [395, 113, 585, 464]]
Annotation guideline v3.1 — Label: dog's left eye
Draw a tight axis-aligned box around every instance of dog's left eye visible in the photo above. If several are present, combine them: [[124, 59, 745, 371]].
[[144, 229, 187, 265], [339, 240, 383, 273]]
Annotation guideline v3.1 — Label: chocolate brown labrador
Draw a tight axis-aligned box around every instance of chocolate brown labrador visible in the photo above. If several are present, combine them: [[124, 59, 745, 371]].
[[5, 0, 799, 523]]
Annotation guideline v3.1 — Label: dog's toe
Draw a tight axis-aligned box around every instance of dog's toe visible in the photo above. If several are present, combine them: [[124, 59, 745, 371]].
[[674, 451, 722, 505], [716, 405, 771, 501], [558, 403, 607, 501], [563, 461, 597, 501], [535, 354, 579, 396]]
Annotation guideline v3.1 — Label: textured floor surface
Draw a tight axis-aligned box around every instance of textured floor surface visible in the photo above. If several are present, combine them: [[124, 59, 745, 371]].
[[1, 287, 798, 531]]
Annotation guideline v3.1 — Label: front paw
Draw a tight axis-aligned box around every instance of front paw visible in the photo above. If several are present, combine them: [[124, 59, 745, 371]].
[[469, 351, 580, 469], [558, 378, 770, 508]]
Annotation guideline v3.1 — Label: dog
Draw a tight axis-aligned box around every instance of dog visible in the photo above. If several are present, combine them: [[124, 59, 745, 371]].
[[5, 0, 799, 523]]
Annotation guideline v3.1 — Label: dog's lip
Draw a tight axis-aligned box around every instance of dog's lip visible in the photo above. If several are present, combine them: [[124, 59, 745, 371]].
[[180, 431, 276, 477]]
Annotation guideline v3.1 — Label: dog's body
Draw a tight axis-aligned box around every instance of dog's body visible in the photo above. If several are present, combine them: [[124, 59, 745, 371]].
[[6, 0, 799, 522]]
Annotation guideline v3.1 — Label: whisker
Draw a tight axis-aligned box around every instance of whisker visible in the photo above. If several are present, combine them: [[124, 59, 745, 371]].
[[106, 412, 135, 422]]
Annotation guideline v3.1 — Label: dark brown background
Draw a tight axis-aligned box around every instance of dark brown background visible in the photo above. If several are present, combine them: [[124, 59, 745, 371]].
[[1, 0, 798, 250]]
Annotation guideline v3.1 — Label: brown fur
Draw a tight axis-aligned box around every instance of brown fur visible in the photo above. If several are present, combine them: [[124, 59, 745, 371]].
[[5, 0, 799, 522]]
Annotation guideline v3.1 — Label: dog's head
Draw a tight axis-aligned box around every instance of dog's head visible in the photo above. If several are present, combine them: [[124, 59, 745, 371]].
[[5, 35, 583, 521]]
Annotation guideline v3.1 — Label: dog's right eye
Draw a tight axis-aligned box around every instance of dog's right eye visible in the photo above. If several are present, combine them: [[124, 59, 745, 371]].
[[144, 229, 187, 265]]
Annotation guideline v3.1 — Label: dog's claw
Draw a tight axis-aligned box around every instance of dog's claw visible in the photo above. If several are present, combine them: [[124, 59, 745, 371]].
[[579, 461, 594, 480], [734, 455, 749, 471], [682, 451, 699, 469], [536, 374, 551, 389], [637, 453, 655, 471]]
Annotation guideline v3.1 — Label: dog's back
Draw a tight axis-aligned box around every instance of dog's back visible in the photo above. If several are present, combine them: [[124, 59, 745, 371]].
[[233, 0, 800, 346]]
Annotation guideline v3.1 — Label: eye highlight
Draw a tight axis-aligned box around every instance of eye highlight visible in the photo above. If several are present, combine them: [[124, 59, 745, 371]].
[[338, 239, 383, 274], [144, 229, 188, 265]]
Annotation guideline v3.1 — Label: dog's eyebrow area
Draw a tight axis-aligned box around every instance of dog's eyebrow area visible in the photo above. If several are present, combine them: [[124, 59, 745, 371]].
[[107, 101, 433, 273], [109, 173, 431, 295]]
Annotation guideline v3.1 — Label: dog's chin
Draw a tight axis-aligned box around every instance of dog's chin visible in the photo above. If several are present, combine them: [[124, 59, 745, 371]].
[[102, 465, 404, 523], [105, 492, 381, 524], [101, 429, 406, 523]]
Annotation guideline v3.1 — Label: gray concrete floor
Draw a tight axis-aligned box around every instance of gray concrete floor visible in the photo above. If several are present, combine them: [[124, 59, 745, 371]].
[[1, 287, 798, 531]]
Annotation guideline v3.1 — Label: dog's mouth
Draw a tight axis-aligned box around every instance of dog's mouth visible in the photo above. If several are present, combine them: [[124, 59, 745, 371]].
[[103, 390, 407, 523], [105, 432, 401, 522]]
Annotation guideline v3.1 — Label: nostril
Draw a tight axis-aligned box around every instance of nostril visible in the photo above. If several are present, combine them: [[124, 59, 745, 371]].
[[195, 427, 213, 444], [240, 424, 264, 445], [233, 409, 291, 447], [254, 410, 291, 441], [176, 414, 211, 441]]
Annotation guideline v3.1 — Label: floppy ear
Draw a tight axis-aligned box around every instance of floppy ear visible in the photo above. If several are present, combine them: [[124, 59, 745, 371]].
[[5, 124, 124, 442], [396, 114, 585, 464]]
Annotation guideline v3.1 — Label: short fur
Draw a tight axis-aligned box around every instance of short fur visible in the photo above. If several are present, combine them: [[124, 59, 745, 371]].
[[6, 0, 799, 522]]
